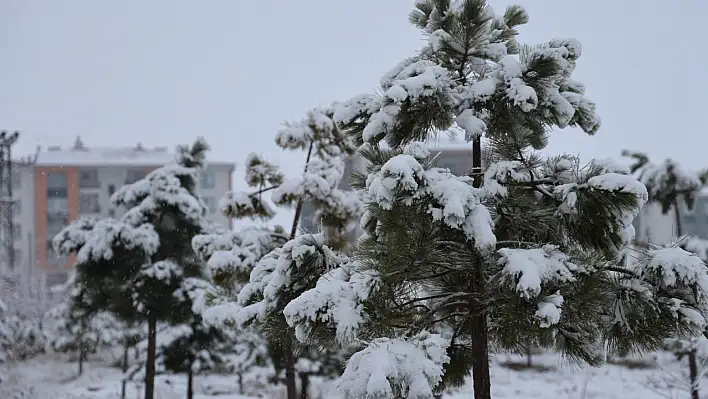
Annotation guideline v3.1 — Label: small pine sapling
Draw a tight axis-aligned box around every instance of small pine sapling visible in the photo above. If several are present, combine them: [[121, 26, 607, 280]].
[[193, 108, 364, 399], [53, 138, 215, 399]]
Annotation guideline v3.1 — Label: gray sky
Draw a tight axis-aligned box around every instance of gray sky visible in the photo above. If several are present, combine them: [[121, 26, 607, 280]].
[[2, 0, 707, 228]]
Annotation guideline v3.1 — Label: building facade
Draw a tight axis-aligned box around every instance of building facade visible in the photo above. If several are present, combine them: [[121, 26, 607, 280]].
[[631, 191, 708, 245], [8, 139, 234, 292]]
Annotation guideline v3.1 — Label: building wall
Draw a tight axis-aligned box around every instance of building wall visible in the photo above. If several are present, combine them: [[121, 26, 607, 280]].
[[9, 162, 233, 292], [678, 197, 708, 239], [12, 163, 36, 273], [632, 202, 677, 245]]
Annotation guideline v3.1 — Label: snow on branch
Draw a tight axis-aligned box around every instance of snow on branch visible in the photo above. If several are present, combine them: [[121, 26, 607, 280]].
[[53, 218, 159, 263], [336, 332, 450, 399], [366, 144, 495, 249], [283, 263, 380, 345], [497, 245, 576, 299], [236, 233, 344, 327], [360, 59, 454, 144], [636, 247, 708, 300]]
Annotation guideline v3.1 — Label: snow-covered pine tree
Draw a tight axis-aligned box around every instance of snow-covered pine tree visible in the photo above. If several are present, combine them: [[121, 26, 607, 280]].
[[279, 2, 708, 399], [53, 138, 215, 399], [192, 108, 363, 399], [153, 315, 229, 399], [624, 150, 708, 399], [44, 289, 100, 376], [192, 226, 279, 391]]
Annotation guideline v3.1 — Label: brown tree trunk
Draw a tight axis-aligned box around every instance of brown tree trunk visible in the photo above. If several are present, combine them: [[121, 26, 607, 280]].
[[187, 369, 194, 399], [469, 137, 492, 399], [526, 344, 532, 368], [121, 342, 129, 399], [284, 341, 298, 399], [299, 373, 310, 399], [690, 348, 699, 399], [144, 316, 157, 399], [78, 340, 85, 376]]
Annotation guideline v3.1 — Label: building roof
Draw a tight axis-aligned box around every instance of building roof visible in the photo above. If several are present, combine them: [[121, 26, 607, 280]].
[[32, 137, 234, 168]]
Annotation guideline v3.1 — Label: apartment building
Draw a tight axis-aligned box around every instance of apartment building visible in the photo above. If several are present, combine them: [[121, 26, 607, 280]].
[[632, 189, 708, 245], [9, 138, 234, 291]]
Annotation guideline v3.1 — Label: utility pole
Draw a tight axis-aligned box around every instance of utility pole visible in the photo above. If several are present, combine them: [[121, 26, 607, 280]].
[[0, 131, 19, 279]]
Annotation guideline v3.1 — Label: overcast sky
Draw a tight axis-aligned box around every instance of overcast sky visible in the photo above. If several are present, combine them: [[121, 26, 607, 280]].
[[2, 0, 707, 228]]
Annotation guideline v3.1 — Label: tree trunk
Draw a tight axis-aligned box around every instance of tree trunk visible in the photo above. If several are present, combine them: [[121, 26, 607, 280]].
[[299, 373, 310, 399], [238, 373, 244, 395], [134, 346, 139, 361], [284, 341, 298, 399], [526, 344, 532, 368], [78, 341, 85, 376], [121, 342, 129, 399], [280, 141, 314, 399], [469, 137, 492, 399], [690, 348, 699, 399], [187, 369, 194, 399], [144, 316, 157, 399]]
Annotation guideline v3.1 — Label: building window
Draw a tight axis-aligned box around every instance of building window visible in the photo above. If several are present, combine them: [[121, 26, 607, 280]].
[[12, 224, 20, 239], [12, 249, 20, 264], [11, 201, 20, 214], [108, 184, 116, 195], [46, 240, 66, 265], [11, 168, 20, 189], [46, 171, 68, 189], [46, 272, 68, 289], [47, 197, 69, 215], [79, 168, 100, 188], [200, 171, 216, 189], [125, 168, 149, 184], [79, 193, 100, 214], [203, 196, 217, 214]]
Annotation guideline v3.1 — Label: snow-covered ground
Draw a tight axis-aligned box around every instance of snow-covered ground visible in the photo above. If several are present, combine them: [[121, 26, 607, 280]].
[[0, 351, 703, 398]]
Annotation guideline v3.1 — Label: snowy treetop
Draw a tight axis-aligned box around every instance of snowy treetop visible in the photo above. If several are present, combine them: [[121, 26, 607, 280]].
[[112, 163, 207, 227], [53, 217, 159, 264]]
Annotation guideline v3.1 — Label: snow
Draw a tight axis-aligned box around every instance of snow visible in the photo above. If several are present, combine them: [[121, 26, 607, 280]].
[[283, 264, 380, 346], [336, 333, 450, 399], [4, 349, 708, 399], [237, 233, 343, 326], [365, 151, 496, 249], [497, 245, 576, 299], [52, 218, 159, 263], [638, 247, 708, 297]]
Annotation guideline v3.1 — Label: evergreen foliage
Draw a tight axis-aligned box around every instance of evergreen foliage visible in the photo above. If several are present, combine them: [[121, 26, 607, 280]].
[[624, 151, 708, 399], [277, 2, 708, 399], [192, 108, 364, 399], [52, 137, 215, 399]]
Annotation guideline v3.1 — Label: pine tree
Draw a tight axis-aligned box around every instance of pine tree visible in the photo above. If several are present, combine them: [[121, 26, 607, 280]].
[[278, 2, 708, 399], [53, 138, 215, 399], [192, 227, 278, 394], [153, 315, 228, 399], [192, 108, 363, 399], [624, 150, 708, 399]]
